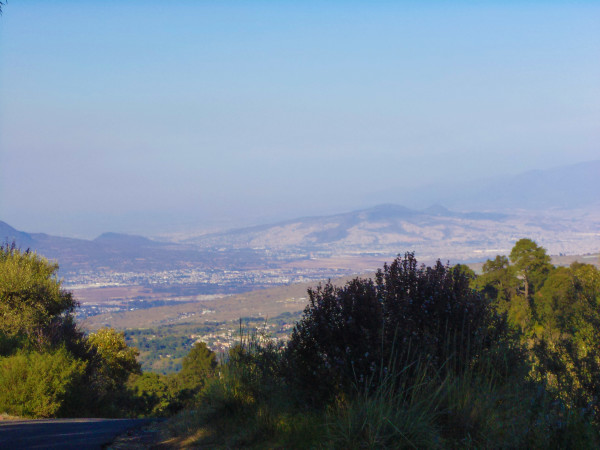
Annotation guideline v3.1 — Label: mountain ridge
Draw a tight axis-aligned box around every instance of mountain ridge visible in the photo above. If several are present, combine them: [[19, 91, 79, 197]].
[[2, 158, 599, 275], [370, 159, 600, 211]]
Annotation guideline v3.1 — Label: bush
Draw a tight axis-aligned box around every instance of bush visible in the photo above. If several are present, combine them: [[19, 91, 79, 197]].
[[0, 245, 150, 419], [286, 253, 514, 403], [161, 329, 326, 448], [0, 347, 86, 418], [127, 372, 183, 417], [167, 250, 600, 447], [87, 328, 141, 388]]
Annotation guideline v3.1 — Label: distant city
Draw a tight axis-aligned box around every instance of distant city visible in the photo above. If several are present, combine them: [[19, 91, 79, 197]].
[[71, 265, 363, 320]]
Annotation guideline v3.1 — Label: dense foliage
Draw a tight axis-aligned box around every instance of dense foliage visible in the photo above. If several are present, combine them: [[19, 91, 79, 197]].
[[0, 244, 217, 419], [0, 243, 82, 355], [124, 341, 218, 418], [4, 239, 600, 447], [0, 348, 86, 418], [0, 244, 93, 416], [162, 241, 600, 448], [286, 253, 516, 403]]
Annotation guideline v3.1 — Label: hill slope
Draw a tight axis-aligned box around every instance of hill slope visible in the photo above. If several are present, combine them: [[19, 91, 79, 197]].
[[185, 203, 598, 259]]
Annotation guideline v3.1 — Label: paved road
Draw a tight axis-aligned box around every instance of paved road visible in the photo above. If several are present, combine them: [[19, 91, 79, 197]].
[[0, 418, 151, 449]]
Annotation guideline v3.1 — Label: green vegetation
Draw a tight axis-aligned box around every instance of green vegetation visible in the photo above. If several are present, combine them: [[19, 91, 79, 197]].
[[0, 244, 217, 419], [124, 313, 302, 374], [160, 241, 600, 448], [4, 238, 600, 448], [125, 326, 201, 373], [0, 244, 94, 417], [0, 348, 86, 418], [124, 342, 219, 418]]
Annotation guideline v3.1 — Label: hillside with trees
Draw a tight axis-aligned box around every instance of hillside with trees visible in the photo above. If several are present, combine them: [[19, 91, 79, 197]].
[[0, 244, 215, 419], [157, 239, 600, 448], [2, 239, 600, 448]]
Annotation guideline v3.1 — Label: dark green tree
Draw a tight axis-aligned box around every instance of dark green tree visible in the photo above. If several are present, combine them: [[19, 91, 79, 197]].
[[177, 341, 217, 393], [476, 255, 517, 304], [452, 263, 477, 288], [286, 277, 382, 401], [127, 372, 183, 417], [509, 238, 552, 303], [286, 253, 516, 403], [535, 267, 576, 333]]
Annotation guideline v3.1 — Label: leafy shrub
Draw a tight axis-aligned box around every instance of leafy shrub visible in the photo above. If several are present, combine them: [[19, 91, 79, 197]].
[[87, 328, 141, 389], [286, 253, 514, 403], [0, 245, 149, 419], [127, 372, 183, 417], [204, 330, 287, 417], [286, 276, 382, 403], [167, 246, 600, 447], [0, 347, 86, 418], [162, 329, 326, 448]]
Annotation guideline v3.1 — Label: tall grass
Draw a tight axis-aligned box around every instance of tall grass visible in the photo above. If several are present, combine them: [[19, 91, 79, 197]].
[[160, 323, 600, 449], [325, 355, 443, 449], [161, 324, 326, 448], [324, 327, 600, 449]]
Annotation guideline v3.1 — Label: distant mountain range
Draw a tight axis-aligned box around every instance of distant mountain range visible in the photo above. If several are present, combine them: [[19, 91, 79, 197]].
[[2, 160, 599, 274], [0, 221, 266, 274], [2, 201, 598, 276], [186, 204, 509, 249], [372, 159, 600, 211], [184, 203, 598, 260]]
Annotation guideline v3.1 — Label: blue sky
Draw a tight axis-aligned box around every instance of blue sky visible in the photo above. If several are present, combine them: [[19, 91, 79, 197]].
[[1, 1, 599, 237]]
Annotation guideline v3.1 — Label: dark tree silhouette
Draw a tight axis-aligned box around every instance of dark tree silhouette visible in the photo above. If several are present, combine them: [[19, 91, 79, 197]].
[[286, 253, 514, 403]]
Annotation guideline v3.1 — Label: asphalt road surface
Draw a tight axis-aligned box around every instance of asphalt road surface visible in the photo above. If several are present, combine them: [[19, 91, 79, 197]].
[[0, 418, 151, 449]]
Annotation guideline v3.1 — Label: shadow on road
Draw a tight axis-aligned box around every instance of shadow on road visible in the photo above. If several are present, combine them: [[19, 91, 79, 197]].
[[0, 418, 151, 450]]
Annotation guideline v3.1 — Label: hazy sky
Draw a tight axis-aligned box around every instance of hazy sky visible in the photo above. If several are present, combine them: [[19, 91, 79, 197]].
[[1, 1, 599, 238]]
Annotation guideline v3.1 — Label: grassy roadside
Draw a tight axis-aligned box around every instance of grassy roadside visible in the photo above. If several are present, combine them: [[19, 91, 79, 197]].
[[113, 251, 600, 448], [151, 351, 598, 449]]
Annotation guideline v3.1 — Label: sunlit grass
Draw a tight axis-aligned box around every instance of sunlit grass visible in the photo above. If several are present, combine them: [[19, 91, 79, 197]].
[[156, 314, 600, 449]]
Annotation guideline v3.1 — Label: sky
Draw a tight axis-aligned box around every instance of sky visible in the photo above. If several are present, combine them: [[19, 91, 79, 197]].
[[1, 1, 599, 238]]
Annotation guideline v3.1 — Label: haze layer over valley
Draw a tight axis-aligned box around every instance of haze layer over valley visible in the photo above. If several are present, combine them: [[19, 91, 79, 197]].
[[1, 161, 599, 326]]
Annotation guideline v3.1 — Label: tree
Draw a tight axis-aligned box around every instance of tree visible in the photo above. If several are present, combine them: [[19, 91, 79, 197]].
[[87, 327, 141, 392], [178, 341, 217, 392], [0, 244, 146, 418], [509, 238, 552, 303], [535, 267, 576, 333], [571, 262, 600, 306], [286, 253, 515, 403], [530, 263, 600, 418], [0, 244, 81, 354], [286, 277, 382, 401], [476, 255, 517, 304], [127, 372, 183, 417], [452, 263, 477, 288]]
